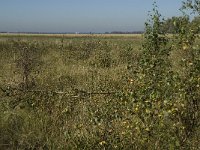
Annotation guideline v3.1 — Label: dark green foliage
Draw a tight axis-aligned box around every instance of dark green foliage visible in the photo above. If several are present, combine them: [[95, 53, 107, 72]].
[[125, 1, 200, 149], [182, 0, 200, 15], [160, 16, 200, 34]]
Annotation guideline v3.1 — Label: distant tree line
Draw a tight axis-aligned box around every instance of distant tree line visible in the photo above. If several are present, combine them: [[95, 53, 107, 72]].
[[160, 16, 200, 33], [105, 31, 144, 34]]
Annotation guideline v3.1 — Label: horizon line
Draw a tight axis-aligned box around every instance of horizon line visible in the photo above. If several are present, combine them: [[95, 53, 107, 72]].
[[0, 31, 144, 34]]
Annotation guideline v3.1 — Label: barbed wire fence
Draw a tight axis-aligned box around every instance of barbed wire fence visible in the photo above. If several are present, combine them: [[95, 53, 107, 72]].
[[0, 68, 119, 102]]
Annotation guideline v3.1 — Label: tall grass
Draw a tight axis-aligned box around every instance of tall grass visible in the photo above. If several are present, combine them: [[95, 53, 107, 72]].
[[0, 1, 200, 149]]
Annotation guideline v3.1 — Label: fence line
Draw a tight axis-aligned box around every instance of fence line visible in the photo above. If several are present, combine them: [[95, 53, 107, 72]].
[[1, 86, 117, 98]]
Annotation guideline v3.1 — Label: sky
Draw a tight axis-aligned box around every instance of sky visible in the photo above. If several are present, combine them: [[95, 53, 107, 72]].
[[0, 0, 183, 33]]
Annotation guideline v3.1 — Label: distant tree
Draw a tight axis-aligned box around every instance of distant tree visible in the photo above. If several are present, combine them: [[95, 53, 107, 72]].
[[161, 16, 190, 33], [160, 0, 200, 34], [182, 0, 200, 15], [191, 16, 200, 33]]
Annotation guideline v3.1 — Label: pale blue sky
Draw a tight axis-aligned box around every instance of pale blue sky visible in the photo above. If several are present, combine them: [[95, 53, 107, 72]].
[[0, 0, 183, 33]]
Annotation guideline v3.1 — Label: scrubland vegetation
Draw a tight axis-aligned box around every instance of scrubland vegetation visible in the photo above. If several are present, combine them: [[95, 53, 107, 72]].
[[0, 0, 200, 149]]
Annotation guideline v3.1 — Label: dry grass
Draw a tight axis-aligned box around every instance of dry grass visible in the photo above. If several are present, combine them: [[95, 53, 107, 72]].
[[0, 34, 199, 149]]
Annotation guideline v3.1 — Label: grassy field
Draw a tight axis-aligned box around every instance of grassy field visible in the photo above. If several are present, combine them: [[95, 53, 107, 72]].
[[0, 34, 143, 149], [0, 33, 142, 41], [0, 34, 199, 149]]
